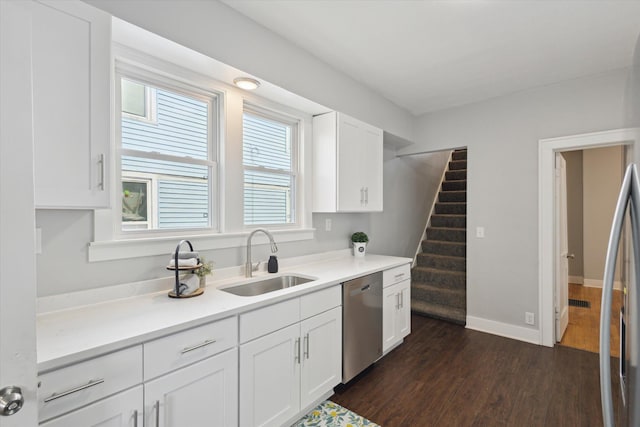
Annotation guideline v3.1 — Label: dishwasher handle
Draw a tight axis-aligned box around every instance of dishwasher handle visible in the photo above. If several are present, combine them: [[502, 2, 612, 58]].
[[348, 283, 373, 296]]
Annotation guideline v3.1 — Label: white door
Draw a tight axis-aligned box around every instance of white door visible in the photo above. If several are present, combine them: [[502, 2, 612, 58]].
[[239, 324, 301, 427], [397, 280, 412, 339], [40, 386, 142, 427], [337, 114, 364, 211], [555, 153, 569, 342], [144, 349, 238, 427], [382, 284, 399, 352], [361, 127, 384, 211], [300, 307, 342, 409], [0, 1, 38, 425]]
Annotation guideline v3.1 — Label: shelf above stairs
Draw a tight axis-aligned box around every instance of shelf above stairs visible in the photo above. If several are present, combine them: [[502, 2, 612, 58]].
[[411, 149, 467, 325]]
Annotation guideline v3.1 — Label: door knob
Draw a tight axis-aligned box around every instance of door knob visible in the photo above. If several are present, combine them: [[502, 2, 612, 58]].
[[566, 253, 575, 259], [0, 386, 24, 416]]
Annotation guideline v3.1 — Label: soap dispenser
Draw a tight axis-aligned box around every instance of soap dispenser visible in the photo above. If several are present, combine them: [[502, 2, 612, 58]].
[[268, 255, 278, 273]]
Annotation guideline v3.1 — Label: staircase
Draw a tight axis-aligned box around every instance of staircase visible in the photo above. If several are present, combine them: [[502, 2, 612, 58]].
[[411, 149, 467, 325]]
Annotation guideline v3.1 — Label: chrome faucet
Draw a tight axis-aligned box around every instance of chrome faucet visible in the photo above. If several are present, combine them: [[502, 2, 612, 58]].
[[245, 228, 278, 277]]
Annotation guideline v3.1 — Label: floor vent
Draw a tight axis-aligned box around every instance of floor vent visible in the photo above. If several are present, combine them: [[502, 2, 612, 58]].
[[569, 298, 591, 308]]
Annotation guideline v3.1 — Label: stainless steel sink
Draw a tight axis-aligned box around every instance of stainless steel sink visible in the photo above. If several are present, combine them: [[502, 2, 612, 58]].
[[220, 275, 314, 297]]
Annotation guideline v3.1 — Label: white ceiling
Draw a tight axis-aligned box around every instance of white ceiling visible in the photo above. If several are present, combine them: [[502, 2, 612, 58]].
[[222, 0, 640, 116]]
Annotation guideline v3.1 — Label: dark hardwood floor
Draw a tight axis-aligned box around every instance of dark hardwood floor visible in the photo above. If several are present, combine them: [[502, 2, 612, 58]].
[[331, 314, 620, 426]]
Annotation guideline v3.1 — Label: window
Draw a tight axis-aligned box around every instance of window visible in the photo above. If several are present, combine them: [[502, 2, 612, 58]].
[[117, 67, 217, 233], [242, 108, 298, 226]]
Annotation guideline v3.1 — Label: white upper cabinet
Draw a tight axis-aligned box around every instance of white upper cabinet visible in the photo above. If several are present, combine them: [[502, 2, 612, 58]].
[[31, 0, 111, 208], [313, 112, 383, 212]]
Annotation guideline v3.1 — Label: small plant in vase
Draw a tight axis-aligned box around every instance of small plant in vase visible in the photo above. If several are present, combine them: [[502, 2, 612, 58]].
[[195, 258, 214, 288], [351, 232, 369, 258]]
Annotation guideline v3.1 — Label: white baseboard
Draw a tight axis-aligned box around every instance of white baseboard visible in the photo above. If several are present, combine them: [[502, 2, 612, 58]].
[[568, 276, 584, 285], [466, 316, 540, 345], [583, 278, 623, 290]]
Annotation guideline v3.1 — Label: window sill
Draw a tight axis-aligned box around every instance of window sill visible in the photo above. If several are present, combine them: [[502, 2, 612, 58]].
[[88, 228, 316, 262]]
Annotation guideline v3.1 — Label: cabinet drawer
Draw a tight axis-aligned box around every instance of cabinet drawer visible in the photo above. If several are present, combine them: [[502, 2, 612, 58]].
[[144, 316, 237, 380], [240, 298, 299, 343], [38, 345, 142, 422], [300, 285, 341, 320], [383, 264, 411, 288]]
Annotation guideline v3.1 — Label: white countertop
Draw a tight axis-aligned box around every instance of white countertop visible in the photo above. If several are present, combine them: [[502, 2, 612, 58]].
[[37, 253, 411, 372]]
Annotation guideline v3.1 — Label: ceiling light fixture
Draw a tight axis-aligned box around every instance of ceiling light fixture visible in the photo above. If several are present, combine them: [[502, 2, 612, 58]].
[[233, 77, 261, 90]]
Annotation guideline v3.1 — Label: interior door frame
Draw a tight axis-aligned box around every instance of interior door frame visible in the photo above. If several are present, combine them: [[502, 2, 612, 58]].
[[0, 1, 38, 425], [539, 128, 638, 347]]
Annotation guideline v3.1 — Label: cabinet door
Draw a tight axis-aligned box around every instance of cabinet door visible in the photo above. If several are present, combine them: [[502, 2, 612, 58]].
[[240, 323, 301, 427], [397, 279, 411, 339], [382, 283, 399, 353], [336, 114, 364, 211], [300, 307, 342, 409], [31, 0, 110, 208], [144, 348, 238, 427], [41, 386, 142, 427], [361, 126, 384, 211]]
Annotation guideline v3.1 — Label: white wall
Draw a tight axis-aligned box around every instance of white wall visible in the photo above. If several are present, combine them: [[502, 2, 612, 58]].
[[400, 68, 628, 333], [563, 150, 584, 280], [84, 0, 414, 142], [583, 146, 623, 286], [367, 149, 451, 257]]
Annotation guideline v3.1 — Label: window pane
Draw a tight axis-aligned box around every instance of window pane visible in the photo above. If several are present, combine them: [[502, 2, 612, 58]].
[[121, 155, 209, 230], [121, 79, 146, 117], [242, 111, 295, 226], [122, 79, 209, 160], [122, 181, 148, 223], [244, 170, 293, 225], [120, 76, 213, 232], [243, 113, 291, 170]]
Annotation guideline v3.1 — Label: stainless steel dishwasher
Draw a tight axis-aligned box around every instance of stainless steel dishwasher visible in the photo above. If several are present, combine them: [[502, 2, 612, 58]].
[[342, 271, 383, 383]]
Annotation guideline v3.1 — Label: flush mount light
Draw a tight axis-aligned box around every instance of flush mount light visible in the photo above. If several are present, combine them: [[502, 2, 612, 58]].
[[233, 77, 261, 91]]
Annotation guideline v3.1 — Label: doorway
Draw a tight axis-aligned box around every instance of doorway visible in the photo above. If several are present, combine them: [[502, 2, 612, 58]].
[[556, 147, 625, 356], [538, 128, 638, 347]]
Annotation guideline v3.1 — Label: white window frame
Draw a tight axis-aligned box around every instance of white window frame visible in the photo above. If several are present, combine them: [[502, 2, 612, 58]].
[[114, 62, 219, 239], [242, 103, 300, 228], [89, 45, 314, 262]]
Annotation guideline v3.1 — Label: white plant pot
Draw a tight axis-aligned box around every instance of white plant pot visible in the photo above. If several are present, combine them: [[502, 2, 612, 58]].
[[353, 242, 367, 257]]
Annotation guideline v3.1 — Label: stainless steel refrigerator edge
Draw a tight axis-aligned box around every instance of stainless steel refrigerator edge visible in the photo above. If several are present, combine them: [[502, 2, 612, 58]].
[[342, 272, 383, 383], [600, 164, 640, 427]]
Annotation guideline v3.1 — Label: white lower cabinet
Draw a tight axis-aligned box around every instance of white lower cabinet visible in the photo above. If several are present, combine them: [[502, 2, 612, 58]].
[[40, 386, 142, 427], [144, 347, 238, 427], [383, 279, 411, 353], [239, 306, 342, 427]]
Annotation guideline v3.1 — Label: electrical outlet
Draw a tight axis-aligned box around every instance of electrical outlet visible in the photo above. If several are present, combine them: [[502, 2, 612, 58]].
[[476, 226, 485, 238], [325, 218, 332, 231], [525, 312, 535, 325]]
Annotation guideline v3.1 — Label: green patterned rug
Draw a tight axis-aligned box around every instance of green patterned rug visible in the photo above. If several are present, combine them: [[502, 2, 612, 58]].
[[294, 400, 380, 427]]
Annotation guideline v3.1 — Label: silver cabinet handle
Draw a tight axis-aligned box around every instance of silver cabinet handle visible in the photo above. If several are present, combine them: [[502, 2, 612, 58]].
[[133, 409, 138, 427], [154, 400, 160, 427], [294, 338, 300, 364], [303, 334, 309, 359], [400, 291, 404, 309], [97, 153, 105, 191], [180, 339, 216, 354], [360, 187, 364, 205], [365, 187, 369, 204], [566, 253, 575, 259], [394, 273, 405, 280], [43, 379, 104, 403]]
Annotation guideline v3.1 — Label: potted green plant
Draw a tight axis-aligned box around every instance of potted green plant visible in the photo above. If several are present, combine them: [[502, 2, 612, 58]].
[[351, 232, 369, 258], [195, 258, 214, 288]]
